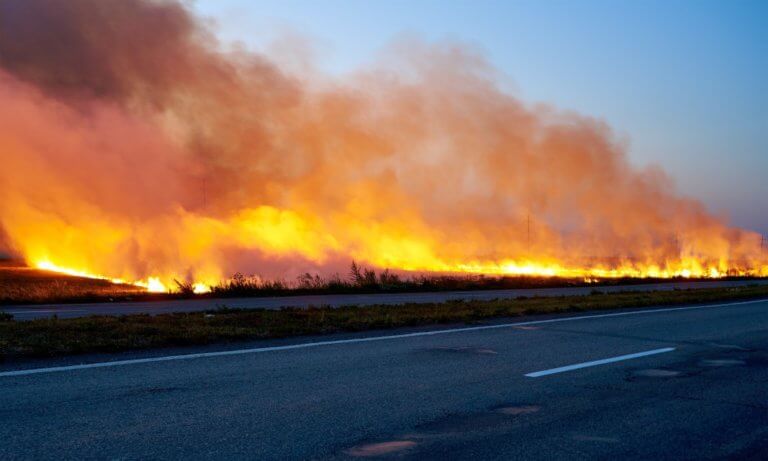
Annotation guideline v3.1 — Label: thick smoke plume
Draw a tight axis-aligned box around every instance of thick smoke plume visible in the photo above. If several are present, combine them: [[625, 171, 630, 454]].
[[0, 0, 765, 287]]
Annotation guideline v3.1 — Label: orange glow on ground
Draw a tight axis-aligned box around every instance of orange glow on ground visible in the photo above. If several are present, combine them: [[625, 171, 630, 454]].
[[32, 252, 767, 295]]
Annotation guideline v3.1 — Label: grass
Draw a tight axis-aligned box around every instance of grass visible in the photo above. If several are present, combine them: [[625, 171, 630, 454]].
[[0, 261, 145, 305], [1, 284, 767, 360], [4, 259, 765, 306]]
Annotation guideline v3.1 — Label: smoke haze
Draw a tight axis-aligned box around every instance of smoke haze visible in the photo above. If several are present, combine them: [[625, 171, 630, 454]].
[[0, 0, 764, 287]]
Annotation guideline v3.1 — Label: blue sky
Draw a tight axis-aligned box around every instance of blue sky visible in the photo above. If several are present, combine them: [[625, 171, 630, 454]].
[[195, 0, 767, 235]]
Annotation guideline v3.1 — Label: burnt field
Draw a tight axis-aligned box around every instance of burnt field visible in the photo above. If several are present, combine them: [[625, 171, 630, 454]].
[[0, 260, 146, 305], [1, 259, 767, 306]]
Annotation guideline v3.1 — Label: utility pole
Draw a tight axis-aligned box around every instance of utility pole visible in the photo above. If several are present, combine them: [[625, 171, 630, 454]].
[[526, 212, 531, 253], [202, 177, 207, 210]]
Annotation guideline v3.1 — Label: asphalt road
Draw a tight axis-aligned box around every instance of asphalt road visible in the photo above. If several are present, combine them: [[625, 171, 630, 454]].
[[2, 297, 767, 460], [4, 278, 768, 320]]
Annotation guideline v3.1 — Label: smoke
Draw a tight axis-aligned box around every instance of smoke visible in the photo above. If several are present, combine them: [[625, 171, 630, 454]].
[[0, 224, 12, 259], [0, 0, 764, 285], [0, 0, 219, 103]]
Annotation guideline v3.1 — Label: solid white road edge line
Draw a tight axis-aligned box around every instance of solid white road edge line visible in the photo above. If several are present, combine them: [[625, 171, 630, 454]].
[[0, 297, 765, 378], [524, 347, 676, 378]]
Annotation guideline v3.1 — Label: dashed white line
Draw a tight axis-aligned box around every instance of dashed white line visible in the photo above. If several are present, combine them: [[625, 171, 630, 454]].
[[524, 347, 676, 377], [0, 297, 764, 378]]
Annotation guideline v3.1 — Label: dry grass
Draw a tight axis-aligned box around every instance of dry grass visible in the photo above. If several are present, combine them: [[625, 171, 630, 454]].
[[0, 261, 145, 304], [4, 259, 765, 306], [1, 284, 767, 359]]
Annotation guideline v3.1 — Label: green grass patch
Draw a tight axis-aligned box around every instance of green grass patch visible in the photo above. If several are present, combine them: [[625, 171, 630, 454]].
[[1, 284, 767, 359]]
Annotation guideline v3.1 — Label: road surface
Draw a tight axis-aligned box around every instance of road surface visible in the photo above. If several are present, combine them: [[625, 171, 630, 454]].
[[4, 278, 768, 320], [1, 297, 767, 459]]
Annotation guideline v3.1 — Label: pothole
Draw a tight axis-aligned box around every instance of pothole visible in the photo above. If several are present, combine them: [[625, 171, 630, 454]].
[[344, 441, 417, 457], [494, 405, 541, 415], [699, 359, 746, 367], [120, 386, 183, 397], [417, 412, 509, 434], [428, 346, 498, 355], [708, 343, 752, 352], [571, 435, 619, 443], [631, 368, 683, 378], [417, 404, 539, 434], [345, 402, 541, 457]]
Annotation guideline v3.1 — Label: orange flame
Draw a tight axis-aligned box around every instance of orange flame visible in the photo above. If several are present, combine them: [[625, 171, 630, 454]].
[[0, 0, 765, 292]]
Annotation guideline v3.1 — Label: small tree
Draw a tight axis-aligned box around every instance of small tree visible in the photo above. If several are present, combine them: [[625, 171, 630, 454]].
[[349, 260, 379, 288], [297, 272, 324, 289], [378, 269, 401, 286], [364, 267, 377, 286], [349, 260, 364, 286]]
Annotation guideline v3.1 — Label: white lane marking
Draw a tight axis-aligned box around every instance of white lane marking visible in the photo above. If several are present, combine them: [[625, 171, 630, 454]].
[[0, 298, 765, 378], [524, 347, 676, 378]]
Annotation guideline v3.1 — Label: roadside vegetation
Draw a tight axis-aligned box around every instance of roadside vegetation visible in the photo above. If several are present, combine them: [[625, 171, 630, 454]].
[[207, 263, 592, 297], [0, 261, 145, 305], [4, 259, 764, 305], [1, 284, 767, 359]]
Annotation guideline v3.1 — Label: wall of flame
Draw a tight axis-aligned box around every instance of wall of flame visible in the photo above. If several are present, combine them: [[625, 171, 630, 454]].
[[0, 0, 765, 292]]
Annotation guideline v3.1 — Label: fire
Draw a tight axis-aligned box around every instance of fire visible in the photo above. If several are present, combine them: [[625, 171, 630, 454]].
[[0, 0, 766, 292], [36, 261, 213, 294], [31, 249, 764, 296], [139, 278, 168, 294], [36, 261, 126, 284], [36, 260, 168, 293], [192, 283, 211, 294]]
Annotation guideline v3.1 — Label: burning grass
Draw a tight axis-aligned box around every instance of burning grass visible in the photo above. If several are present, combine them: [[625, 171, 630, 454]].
[[1, 284, 767, 359], [2, 1, 767, 297], [0, 261, 145, 304], [210, 268, 625, 297], [4, 259, 764, 306]]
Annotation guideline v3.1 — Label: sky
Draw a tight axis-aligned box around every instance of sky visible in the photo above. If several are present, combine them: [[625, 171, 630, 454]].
[[195, 0, 767, 235]]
